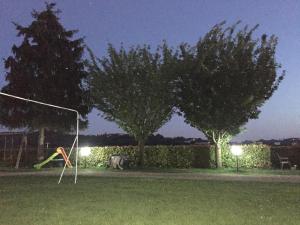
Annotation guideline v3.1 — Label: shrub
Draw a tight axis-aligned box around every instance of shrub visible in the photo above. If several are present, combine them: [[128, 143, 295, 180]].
[[80, 145, 210, 168], [80, 146, 137, 168], [79, 144, 270, 169], [210, 144, 271, 168], [241, 144, 271, 168]]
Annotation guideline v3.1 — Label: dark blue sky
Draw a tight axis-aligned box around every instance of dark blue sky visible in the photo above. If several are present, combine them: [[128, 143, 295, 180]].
[[0, 0, 300, 141]]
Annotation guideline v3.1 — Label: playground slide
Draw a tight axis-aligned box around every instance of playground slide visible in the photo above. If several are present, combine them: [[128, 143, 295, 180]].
[[33, 147, 72, 169], [34, 152, 59, 169]]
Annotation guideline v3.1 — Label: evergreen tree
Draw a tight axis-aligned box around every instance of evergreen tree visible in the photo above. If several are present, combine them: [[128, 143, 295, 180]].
[[0, 3, 90, 160]]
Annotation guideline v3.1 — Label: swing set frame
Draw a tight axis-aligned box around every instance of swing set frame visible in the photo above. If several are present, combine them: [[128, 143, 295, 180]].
[[0, 92, 80, 184]]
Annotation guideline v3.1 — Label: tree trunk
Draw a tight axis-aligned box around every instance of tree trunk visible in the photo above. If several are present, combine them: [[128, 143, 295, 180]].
[[215, 142, 222, 168], [138, 139, 145, 167], [37, 127, 45, 161]]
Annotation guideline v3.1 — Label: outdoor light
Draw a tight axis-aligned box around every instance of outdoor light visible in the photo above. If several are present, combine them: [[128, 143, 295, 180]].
[[80, 147, 91, 169], [230, 145, 243, 172], [231, 145, 243, 156], [80, 146, 91, 157]]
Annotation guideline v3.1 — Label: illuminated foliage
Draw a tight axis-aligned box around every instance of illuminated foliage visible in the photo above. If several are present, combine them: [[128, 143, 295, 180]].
[[177, 22, 284, 167]]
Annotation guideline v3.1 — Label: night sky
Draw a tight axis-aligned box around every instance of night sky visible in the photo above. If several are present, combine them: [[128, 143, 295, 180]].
[[0, 0, 300, 141]]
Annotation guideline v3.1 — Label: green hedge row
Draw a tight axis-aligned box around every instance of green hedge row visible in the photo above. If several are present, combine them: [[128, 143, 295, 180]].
[[79, 144, 271, 169], [211, 144, 271, 168], [80, 145, 210, 168]]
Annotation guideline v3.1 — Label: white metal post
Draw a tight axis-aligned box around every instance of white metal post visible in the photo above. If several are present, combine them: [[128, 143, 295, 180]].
[[58, 136, 77, 184], [75, 112, 79, 184]]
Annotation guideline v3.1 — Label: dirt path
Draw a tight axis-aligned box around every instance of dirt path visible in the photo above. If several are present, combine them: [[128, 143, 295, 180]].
[[1, 170, 300, 183]]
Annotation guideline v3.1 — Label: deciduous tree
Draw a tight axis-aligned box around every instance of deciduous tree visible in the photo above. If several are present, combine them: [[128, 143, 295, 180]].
[[177, 22, 284, 167], [88, 44, 176, 166]]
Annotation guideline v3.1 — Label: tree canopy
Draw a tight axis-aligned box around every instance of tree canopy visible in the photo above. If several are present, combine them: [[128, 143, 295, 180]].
[[0, 3, 90, 159], [177, 22, 285, 167], [88, 44, 176, 165]]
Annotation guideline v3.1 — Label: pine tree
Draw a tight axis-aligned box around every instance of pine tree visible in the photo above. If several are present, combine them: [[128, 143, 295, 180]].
[[0, 3, 90, 160]]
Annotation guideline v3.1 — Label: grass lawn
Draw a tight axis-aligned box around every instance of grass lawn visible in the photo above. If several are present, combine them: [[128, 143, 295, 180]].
[[2, 165, 300, 176], [0, 176, 299, 225], [110, 167, 300, 176], [189, 167, 300, 175]]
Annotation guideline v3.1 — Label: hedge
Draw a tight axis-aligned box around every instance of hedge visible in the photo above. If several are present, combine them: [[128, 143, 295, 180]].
[[79, 144, 271, 169], [211, 144, 271, 168], [80, 145, 210, 168]]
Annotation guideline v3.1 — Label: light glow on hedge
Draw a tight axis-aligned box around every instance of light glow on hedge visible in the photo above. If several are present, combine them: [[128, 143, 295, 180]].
[[230, 145, 243, 156], [80, 147, 91, 157]]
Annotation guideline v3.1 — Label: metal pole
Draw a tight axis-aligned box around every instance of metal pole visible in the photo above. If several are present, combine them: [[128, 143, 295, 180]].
[[4, 136, 6, 161], [236, 156, 239, 173], [0, 92, 78, 114], [58, 136, 77, 184], [75, 112, 79, 184], [0, 92, 79, 183]]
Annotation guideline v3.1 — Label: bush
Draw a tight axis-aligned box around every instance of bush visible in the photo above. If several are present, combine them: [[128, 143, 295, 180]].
[[79, 144, 270, 169], [241, 144, 271, 168], [80, 146, 137, 168], [210, 144, 271, 168], [80, 145, 210, 168]]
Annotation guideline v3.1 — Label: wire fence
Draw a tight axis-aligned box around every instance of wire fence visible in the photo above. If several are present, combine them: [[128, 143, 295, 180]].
[[0, 147, 69, 168]]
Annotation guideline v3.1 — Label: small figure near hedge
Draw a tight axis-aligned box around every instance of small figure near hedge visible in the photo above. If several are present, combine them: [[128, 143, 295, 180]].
[[108, 154, 130, 170]]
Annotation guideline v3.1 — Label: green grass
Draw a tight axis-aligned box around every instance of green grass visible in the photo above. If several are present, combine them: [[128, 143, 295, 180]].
[[2, 165, 300, 177], [0, 176, 299, 225], [111, 167, 300, 176], [188, 167, 300, 175], [2, 166, 300, 177]]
